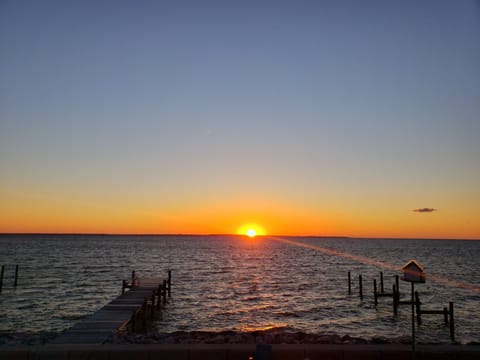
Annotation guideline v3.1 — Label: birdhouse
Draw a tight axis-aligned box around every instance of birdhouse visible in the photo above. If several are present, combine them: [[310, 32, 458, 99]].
[[402, 259, 425, 283]]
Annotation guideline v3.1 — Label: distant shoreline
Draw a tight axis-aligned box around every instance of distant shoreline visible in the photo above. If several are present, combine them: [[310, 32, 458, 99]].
[[0, 233, 478, 241]]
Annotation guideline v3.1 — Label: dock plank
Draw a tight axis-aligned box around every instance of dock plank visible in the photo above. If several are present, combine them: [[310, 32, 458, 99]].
[[51, 277, 165, 344]]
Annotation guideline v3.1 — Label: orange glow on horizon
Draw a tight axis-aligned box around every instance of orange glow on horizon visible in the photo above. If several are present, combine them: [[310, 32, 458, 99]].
[[0, 191, 478, 239]]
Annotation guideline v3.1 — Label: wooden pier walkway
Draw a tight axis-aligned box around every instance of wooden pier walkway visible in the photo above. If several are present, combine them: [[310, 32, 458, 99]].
[[52, 272, 170, 345]]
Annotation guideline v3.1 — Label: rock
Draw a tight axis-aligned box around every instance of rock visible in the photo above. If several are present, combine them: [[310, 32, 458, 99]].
[[295, 331, 306, 341], [206, 335, 225, 344], [317, 335, 331, 344], [342, 334, 352, 343], [371, 337, 390, 344], [330, 334, 342, 344], [393, 335, 412, 344], [352, 337, 368, 344]]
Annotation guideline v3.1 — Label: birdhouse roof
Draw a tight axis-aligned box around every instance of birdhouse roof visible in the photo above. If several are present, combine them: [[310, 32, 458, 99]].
[[402, 259, 424, 272]]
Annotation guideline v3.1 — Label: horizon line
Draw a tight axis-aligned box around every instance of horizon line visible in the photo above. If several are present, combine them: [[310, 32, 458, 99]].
[[0, 232, 478, 241]]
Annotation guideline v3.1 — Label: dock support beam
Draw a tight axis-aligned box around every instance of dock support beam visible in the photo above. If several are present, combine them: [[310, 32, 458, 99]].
[[415, 291, 421, 325], [0, 265, 4, 292], [348, 271, 351, 294], [393, 285, 398, 315], [359, 275, 363, 300], [449, 302, 455, 342], [380, 272, 384, 293], [168, 270, 172, 297], [162, 280, 167, 304], [413, 292, 455, 342], [14, 265, 19, 287]]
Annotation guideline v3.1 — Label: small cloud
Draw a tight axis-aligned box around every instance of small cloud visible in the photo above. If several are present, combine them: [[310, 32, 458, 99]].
[[413, 208, 438, 213]]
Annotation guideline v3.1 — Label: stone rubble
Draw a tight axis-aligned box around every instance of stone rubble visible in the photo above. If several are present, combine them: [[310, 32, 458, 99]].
[[107, 330, 396, 345]]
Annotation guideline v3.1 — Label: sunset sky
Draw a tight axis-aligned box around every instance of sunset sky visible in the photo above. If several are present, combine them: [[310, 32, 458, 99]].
[[1, 1, 479, 239]]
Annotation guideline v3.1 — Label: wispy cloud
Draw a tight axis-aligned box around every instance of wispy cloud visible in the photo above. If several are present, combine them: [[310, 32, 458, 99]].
[[413, 208, 438, 213]]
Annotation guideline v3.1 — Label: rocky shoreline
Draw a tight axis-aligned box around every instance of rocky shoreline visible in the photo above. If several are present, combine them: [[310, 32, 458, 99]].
[[2, 329, 476, 346], [107, 330, 400, 345]]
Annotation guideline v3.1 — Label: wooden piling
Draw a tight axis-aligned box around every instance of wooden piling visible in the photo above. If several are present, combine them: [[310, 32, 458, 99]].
[[380, 272, 384, 293], [168, 270, 172, 296], [359, 275, 363, 300], [131, 271, 136, 287], [162, 280, 167, 304], [449, 302, 455, 342], [14, 265, 19, 287], [0, 265, 4, 292], [122, 279, 127, 294], [393, 284, 398, 315], [348, 271, 351, 294], [157, 284, 162, 310], [373, 279, 378, 306], [415, 291, 421, 325], [414, 291, 455, 342], [395, 275, 399, 296]]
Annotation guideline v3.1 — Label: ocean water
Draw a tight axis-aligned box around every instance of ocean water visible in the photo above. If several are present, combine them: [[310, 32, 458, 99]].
[[0, 235, 479, 344]]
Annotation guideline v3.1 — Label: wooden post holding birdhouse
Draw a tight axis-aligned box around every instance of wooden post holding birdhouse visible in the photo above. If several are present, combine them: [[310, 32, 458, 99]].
[[402, 259, 425, 283]]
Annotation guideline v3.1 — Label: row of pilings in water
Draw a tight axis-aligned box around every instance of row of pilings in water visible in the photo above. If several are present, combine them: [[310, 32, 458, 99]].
[[348, 271, 455, 341], [0, 264, 19, 292], [121, 270, 172, 332]]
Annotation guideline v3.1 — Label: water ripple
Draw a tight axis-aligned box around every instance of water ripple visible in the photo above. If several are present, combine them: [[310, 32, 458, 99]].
[[1, 235, 479, 344]]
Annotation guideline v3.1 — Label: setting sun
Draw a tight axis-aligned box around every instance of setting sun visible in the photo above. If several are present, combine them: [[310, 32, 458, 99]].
[[237, 223, 266, 237], [246, 229, 257, 238]]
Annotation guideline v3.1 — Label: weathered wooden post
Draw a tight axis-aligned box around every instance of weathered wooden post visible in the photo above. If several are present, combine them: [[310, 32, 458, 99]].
[[359, 275, 363, 300], [14, 265, 19, 287], [395, 275, 400, 296], [415, 291, 421, 325], [157, 284, 162, 310], [168, 270, 172, 297], [0, 265, 4, 292], [449, 302, 455, 342], [348, 271, 351, 294], [402, 259, 426, 360], [162, 280, 167, 304], [380, 272, 384, 293], [373, 279, 378, 306], [443, 307, 448, 325], [131, 271, 136, 287], [393, 284, 398, 315], [122, 279, 127, 294]]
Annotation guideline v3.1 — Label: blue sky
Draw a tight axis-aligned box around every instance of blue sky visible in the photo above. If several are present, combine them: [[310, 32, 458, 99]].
[[1, 0, 479, 237]]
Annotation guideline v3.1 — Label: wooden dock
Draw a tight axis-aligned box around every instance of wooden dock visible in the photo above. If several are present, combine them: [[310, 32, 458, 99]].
[[52, 272, 171, 344]]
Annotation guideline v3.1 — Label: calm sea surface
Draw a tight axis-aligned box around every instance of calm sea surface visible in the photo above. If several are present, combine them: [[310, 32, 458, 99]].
[[0, 235, 479, 343]]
